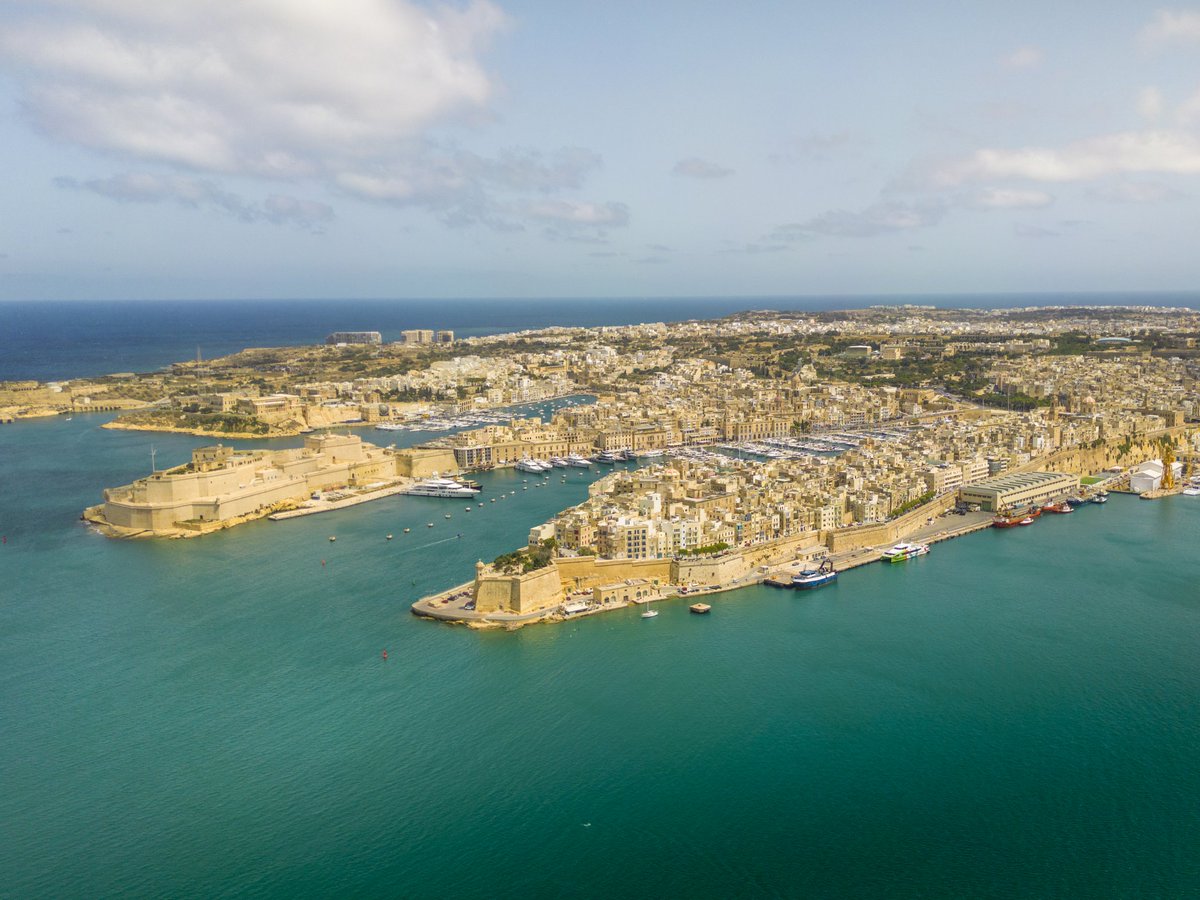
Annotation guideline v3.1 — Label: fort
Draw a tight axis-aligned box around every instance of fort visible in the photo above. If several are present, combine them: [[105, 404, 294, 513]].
[[85, 434, 412, 538]]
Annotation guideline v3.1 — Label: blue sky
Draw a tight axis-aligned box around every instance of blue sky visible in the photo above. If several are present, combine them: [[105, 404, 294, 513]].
[[3, 1, 1200, 300]]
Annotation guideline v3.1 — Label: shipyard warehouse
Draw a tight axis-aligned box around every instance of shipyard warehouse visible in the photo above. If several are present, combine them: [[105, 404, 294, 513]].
[[958, 471, 1080, 512]]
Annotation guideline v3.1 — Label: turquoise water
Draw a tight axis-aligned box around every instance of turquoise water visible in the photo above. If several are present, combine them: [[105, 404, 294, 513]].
[[3, 414, 1200, 898]]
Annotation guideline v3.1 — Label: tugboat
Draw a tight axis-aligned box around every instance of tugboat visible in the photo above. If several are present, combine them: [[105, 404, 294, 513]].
[[1065, 495, 1088, 507], [792, 558, 838, 590]]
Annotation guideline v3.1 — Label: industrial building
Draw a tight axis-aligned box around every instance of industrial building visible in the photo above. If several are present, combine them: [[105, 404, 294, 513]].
[[958, 471, 1079, 512]]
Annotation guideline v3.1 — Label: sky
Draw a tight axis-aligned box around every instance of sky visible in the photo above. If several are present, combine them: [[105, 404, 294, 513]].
[[3, 1, 1200, 301]]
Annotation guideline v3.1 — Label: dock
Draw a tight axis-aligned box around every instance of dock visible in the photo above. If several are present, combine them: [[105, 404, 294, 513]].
[[267, 481, 412, 520]]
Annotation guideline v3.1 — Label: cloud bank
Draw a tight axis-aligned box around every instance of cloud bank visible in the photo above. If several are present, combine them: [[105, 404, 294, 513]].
[[1, 0, 625, 233]]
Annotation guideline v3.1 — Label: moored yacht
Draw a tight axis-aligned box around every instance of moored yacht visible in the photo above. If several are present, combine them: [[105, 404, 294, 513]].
[[404, 477, 480, 499], [566, 454, 593, 467]]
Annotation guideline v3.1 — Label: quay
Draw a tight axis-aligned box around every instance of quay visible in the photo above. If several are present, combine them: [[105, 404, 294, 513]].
[[268, 481, 413, 520]]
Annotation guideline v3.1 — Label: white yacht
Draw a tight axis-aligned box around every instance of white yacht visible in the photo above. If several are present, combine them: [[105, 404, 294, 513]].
[[515, 458, 549, 473], [549, 457, 569, 468], [404, 477, 480, 499], [566, 454, 593, 467]]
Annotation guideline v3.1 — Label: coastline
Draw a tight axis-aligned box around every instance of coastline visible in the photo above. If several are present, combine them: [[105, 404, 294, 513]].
[[411, 506, 1001, 630]]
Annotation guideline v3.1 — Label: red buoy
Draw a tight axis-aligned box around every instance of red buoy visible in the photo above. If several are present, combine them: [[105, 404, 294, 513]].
[[381, 649, 388, 660]]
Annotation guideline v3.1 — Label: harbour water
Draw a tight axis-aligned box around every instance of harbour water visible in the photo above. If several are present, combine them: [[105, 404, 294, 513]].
[[3, 409, 1200, 897]]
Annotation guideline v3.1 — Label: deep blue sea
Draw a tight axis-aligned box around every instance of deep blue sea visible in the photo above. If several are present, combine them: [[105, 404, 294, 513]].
[[3, 298, 1200, 897], [2, 292, 1198, 382]]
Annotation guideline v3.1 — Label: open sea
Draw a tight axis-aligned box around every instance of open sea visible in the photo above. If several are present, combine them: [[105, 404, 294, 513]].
[[3, 297, 1200, 898]]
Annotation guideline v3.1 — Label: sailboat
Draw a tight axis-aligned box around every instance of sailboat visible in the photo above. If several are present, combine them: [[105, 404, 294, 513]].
[[641, 602, 658, 619]]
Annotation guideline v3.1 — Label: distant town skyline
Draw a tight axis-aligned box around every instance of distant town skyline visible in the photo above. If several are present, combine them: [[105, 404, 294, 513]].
[[4, 1, 1200, 300]]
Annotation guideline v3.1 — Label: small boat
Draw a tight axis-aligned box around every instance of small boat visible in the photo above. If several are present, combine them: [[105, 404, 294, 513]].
[[491, 498, 496, 503], [792, 558, 837, 590], [1065, 496, 1087, 507], [444, 514, 452, 519], [641, 607, 659, 619], [386, 534, 393, 540], [881, 542, 929, 562], [1018, 517, 1034, 525], [328, 536, 336, 542], [689, 603, 712, 614], [403, 527, 411, 534], [1090, 491, 1109, 504], [427, 522, 434, 528]]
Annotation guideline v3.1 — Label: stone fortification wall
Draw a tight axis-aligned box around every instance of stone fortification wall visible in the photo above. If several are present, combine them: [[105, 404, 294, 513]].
[[394, 447, 459, 478], [825, 492, 958, 553], [473, 563, 564, 614], [673, 531, 822, 584], [553, 556, 672, 591], [1014, 427, 1187, 477]]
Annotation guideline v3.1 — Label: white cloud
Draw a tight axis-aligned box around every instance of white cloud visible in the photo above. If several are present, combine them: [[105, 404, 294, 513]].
[[1013, 223, 1059, 238], [54, 172, 333, 228], [1176, 87, 1200, 124], [0, 1, 626, 233], [1085, 180, 1184, 203], [771, 200, 945, 240], [769, 131, 862, 165], [1001, 45, 1043, 69], [1139, 9, 1200, 46], [672, 157, 734, 179], [1139, 86, 1165, 121], [964, 187, 1054, 209], [0, 1, 507, 176], [932, 130, 1200, 185], [526, 200, 630, 227]]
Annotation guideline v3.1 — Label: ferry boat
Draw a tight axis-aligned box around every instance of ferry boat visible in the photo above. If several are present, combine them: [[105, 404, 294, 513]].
[[881, 542, 929, 563], [566, 454, 593, 467], [792, 559, 837, 590], [404, 477, 480, 499]]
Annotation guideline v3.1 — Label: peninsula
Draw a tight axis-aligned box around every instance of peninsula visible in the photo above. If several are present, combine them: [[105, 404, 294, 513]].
[[65, 305, 1200, 611]]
